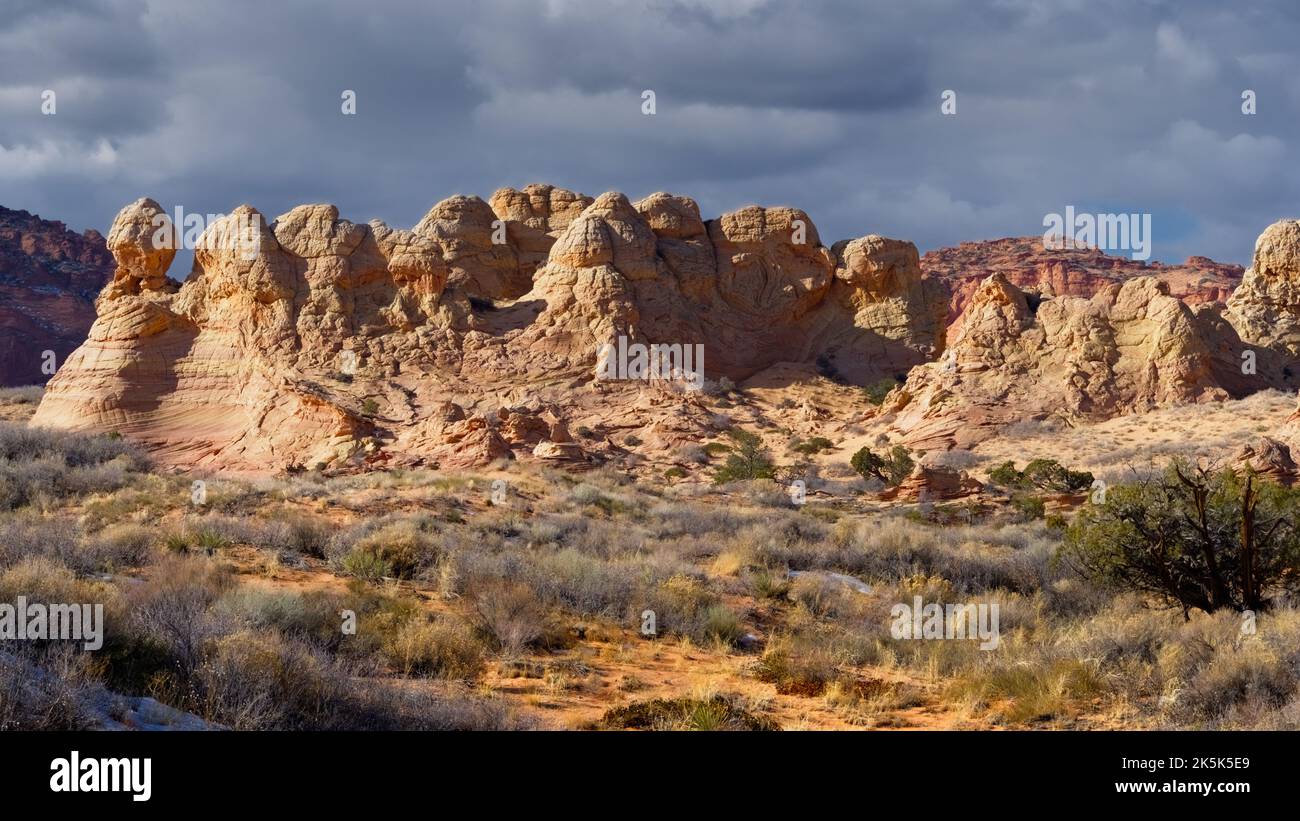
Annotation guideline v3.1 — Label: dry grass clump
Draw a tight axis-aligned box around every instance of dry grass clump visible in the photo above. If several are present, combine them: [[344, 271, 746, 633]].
[[596, 694, 778, 731], [0, 422, 148, 511]]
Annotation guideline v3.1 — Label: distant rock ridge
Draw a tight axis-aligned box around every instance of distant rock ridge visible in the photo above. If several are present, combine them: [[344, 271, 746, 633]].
[[920, 236, 1244, 345], [0, 206, 113, 386]]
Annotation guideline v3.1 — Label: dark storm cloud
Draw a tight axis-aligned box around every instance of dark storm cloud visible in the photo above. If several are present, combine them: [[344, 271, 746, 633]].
[[460, 0, 930, 113], [1, 0, 1298, 268]]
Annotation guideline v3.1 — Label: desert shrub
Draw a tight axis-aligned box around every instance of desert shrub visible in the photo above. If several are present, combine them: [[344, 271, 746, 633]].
[[988, 459, 1092, 492], [732, 479, 795, 508], [0, 646, 103, 730], [712, 429, 775, 484], [0, 423, 145, 469], [381, 616, 486, 679], [792, 436, 833, 455], [215, 587, 352, 650], [747, 568, 792, 600], [643, 573, 744, 644], [789, 574, 861, 619], [0, 560, 118, 630], [569, 483, 610, 508], [78, 522, 155, 571], [863, 377, 901, 406], [341, 548, 391, 582], [702, 442, 731, 457], [1011, 494, 1046, 521], [259, 513, 331, 558], [196, 625, 525, 730], [335, 518, 440, 580], [358, 683, 532, 730], [0, 516, 79, 570], [521, 549, 644, 618], [849, 445, 913, 486], [126, 556, 235, 681], [473, 583, 545, 653], [679, 444, 708, 464], [193, 630, 345, 730], [1063, 462, 1300, 614], [755, 638, 838, 696], [0, 385, 43, 405], [0, 424, 147, 510], [947, 657, 1107, 725], [597, 694, 777, 731], [700, 604, 745, 645]]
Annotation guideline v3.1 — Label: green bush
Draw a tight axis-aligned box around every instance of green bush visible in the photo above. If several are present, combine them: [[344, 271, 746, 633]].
[[341, 549, 392, 582], [713, 429, 775, 484], [1063, 461, 1300, 614], [792, 436, 833, 455], [988, 459, 1092, 492], [348, 520, 438, 579], [1011, 494, 1046, 521], [849, 445, 913, 486], [863, 377, 901, 406]]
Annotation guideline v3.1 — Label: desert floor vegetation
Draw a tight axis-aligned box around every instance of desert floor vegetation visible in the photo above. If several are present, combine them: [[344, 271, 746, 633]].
[[4, 388, 1300, 731]]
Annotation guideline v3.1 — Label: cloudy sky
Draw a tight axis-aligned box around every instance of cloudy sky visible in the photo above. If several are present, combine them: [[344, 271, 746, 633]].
[[2, 0, 1297, 267]]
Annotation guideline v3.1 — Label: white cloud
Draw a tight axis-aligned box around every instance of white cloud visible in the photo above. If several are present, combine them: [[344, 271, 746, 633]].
[[1156, 22, 1217, 79]]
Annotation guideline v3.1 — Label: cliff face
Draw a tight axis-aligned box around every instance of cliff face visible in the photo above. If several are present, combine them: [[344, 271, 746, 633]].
[[32, 187, 947, 472], [0, 207, 113, 386]]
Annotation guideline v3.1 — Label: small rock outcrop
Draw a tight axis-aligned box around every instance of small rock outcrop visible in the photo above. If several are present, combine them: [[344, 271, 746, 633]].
[[879, 464, 984, 501], [1234, 436, 1298, 486]]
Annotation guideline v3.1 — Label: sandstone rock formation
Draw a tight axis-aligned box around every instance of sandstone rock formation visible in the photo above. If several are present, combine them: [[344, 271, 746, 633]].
[[882, 272, 1290, 452], [878, 464, 983, 502], [0, 206, 113, 386], [33, 188, 946, 472], [32, 186, 1300, 474], [1225, 219, 1300, 358], [921, 236, 1244, 345], [1233, 436, 1298, 486]]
